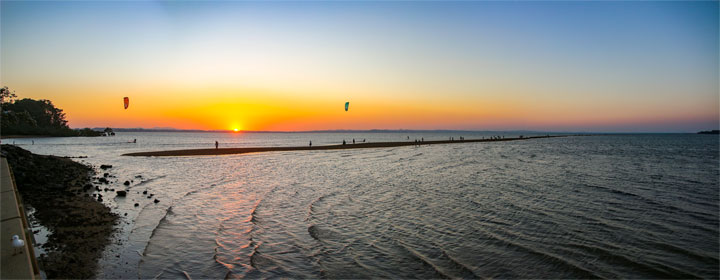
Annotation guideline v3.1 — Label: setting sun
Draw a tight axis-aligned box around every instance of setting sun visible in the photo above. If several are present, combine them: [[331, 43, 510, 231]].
[[0, 1, 717, 279]]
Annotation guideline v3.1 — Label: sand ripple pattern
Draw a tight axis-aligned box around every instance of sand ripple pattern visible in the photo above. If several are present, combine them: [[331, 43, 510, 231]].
[[131, 134, 718, 278], [26, 132, 717, 278]]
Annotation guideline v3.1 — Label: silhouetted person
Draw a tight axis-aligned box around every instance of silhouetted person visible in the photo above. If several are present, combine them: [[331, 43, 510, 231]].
[[133, 139, 137, 143], [309, 141, 312, 147], [215, 141, 218, 149], [32, 140, 34, 145], [353, 139, 355, 144], [343, 140, 346, 145], [421, 137, 424, 142], [407, 136, 410, 140]]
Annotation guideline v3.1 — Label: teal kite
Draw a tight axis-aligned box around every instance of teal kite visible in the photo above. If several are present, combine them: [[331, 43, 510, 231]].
[[345, 102, 349, 112]]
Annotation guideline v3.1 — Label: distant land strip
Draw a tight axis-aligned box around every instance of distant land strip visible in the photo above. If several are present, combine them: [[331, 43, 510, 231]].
[[123, 135, 570, 157]]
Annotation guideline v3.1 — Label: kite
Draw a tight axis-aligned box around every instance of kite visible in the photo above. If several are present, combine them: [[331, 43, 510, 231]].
[[345, 102, 349, 112], [123, 97, 129, 109]]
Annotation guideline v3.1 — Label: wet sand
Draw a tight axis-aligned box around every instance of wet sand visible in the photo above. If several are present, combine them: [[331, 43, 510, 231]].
[[123, 135, 567, 157]]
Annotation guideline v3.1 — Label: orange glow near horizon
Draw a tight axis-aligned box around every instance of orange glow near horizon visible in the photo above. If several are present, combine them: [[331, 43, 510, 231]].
[[2, 1, 717, 132], [5, 82, 717, 133]]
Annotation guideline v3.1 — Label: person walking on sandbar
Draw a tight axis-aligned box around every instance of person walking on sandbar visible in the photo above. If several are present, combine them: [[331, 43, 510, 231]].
[[309, 141, 312, 147], [215, 141, 218, 149]]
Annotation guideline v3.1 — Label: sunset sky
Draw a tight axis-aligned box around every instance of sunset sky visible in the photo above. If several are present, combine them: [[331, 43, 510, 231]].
[[1, 1, 718, 132]]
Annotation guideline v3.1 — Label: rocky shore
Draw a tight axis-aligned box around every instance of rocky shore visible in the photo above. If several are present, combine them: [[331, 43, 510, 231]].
[[1, 144, 118, 279]]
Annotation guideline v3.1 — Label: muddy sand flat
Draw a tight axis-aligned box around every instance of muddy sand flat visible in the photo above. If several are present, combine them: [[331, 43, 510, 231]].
[[123, 135, 566, 157]]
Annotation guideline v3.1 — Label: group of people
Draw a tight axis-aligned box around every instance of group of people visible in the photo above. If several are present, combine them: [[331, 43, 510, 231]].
[[340, 138, 366, 145], [210, 135, 523, 150]]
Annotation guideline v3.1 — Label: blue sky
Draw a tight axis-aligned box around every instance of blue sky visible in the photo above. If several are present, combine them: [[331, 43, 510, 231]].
[[1, 1, 718, 132]]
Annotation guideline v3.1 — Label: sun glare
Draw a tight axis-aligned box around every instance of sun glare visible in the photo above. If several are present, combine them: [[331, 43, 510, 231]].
[[233, 128, 239, 132]]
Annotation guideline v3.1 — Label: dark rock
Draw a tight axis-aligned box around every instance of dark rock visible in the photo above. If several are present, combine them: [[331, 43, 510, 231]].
[[103, 188, 108, 192], [123, 181, 130, 186], [100, 164, 113, 169], [134, 203, 139, 207], [142, 190, 147, 194], [116, 190, 127, 197], [98, 177, 108, 184], [153, 199, 159, 203], [103, 173, 109, 177]]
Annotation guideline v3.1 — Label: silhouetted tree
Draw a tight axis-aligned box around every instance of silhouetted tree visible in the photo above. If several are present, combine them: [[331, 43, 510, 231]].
[[0, 86, 17, 105], [8, 99, 68, 129], [2, 87, 73, 136], [1, 87, 104, 136]]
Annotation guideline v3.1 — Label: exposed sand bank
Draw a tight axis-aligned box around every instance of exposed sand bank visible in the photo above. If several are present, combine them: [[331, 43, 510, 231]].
[[123, 135, 567, 157]]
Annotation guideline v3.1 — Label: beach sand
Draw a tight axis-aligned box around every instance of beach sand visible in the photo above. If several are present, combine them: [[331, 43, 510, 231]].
[[124, 135, 565, 157]]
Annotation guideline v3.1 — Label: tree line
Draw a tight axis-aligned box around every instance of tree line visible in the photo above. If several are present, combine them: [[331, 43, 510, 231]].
[[1, 86, 105, 137]]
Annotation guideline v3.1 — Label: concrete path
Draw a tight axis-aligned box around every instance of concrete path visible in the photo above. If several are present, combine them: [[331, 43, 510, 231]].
[[1, 158, 39, 279]]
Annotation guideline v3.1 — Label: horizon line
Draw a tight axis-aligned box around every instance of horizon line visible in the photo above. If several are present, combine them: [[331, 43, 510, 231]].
[[77, 127, 717, 134]]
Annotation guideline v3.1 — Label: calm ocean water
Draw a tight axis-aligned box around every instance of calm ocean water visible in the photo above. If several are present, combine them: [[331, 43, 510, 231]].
[[10, 132, 719, 278]]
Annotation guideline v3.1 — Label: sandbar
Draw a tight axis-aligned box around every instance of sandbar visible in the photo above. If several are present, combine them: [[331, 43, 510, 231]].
[[123, 135, 567, 157]]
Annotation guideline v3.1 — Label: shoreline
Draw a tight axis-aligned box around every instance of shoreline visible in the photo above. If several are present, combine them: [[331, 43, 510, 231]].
[[124, 135, 568, 157], [1, 145, 118, 279], [1, 135, 56, 139]]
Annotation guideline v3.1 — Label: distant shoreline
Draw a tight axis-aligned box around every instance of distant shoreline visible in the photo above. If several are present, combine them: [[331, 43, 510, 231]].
[[0, 135, 55, 139], [123, 135, 568, 157]]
